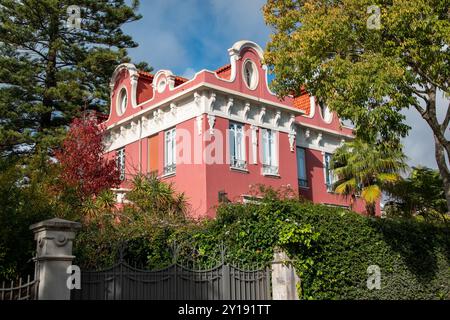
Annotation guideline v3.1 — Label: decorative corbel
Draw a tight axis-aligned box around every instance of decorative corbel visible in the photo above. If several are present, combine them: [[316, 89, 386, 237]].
[[273, 111, 281, 127], [170, 102, 177, 116], [207, 115, 216, 135], [194, 92, 201, 108], [315, 132, 323, 146], [130, 120, 138, 134], [120, 126, 126, 137], [288, 114, 296, 131], [208, 92, 217, 112], [153, 109, 163, 123], [141, 115, 148, 127], [243, 102, 251, 121], [226, 97, 234, 116], [259, 107, 266, 124], [305, 129, 311, 140], [288, 129, 296, 152]]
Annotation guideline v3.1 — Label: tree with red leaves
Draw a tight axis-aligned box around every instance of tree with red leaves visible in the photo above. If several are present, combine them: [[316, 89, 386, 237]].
[[56, 116, 120, 200]]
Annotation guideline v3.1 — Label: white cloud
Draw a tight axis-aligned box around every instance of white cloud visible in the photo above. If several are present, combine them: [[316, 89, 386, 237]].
[[122, 0, 449, 171], [402, 91, 450, 170], [181, 67, 197, 79]]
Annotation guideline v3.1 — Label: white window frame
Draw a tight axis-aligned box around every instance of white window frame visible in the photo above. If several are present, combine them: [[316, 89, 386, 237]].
[[116, 148, 126, 181], [242, 59, 258, 90], [229, 122, 247, 170], [296, 147, 308, 188], [324, 152, 334, 192], [164, 128, 176, 175], [116, 87, 127, 116], [261, 129, 279, 175]]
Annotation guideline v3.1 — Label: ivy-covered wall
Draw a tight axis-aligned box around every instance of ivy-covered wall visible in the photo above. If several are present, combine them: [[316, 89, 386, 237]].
[[174, 200, 450, 300]]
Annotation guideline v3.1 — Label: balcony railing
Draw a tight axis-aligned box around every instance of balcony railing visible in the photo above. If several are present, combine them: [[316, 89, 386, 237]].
[[298, 178, 308, 188], [231, 158, 247, 170], [262, 164, 279, 175], [163, 163, 176, 175]]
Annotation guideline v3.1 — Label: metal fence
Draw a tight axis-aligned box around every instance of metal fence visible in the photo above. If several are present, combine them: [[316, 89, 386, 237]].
[[0, 275, 39, 300], [71, 260, 271, 300]]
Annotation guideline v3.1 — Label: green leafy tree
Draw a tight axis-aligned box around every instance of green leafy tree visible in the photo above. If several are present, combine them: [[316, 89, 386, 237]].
[[263, 0, 450, 213], [0, 0, 151, 158], [331, 140, 407, 216], [385, 166, 448, 220]]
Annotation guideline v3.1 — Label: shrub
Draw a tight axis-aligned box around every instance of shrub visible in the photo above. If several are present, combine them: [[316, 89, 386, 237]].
[[174, 196, 449, 299]]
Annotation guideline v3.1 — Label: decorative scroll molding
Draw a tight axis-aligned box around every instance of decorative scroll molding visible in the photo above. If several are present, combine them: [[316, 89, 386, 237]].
[[273, 111, 281, 127], [207, 114, 216, 135], [288, 130, 296, 152], [153, 109, 163, 123], [243, 102, 251, 121], [226, 97, 234, 116], [208, 92, 217, 112], [194, 92, 201, 108], [315, 133, 323, 146], [288, 114, 295, 131], [305, 129, 311, 140], [259, 107, 266, 124], [170, 102, 177, 116]]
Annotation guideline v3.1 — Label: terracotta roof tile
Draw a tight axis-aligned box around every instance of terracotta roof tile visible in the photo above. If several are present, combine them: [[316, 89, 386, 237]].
[[293, 93, 311, 115], [215, 64, 231, 80]]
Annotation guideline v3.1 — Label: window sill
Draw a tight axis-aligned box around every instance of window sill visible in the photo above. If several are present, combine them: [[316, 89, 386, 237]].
[[160, 171, 176, 179], [262, 172, 280, 178], [230, 166, 249, 173]]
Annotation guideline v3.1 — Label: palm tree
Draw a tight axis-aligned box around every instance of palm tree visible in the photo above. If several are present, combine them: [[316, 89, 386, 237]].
[[331, 140, 407, 216]]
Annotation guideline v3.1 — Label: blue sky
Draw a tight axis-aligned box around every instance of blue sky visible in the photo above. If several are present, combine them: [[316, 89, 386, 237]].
[[123, 0, 269, 78], [122, 0, 444, 171]]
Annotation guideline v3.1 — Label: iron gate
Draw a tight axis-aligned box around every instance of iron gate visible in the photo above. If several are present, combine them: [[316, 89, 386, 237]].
[[71, 261, 271, 300]]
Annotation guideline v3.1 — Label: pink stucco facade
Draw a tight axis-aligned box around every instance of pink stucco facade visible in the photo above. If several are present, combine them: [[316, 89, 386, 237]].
[[102, 40, 379, 218]]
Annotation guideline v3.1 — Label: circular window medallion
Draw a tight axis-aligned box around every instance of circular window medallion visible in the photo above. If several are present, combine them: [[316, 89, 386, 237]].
[[157, 79, 167, 93], [117, 88, 127, 116], [242, 60, 258, 90]]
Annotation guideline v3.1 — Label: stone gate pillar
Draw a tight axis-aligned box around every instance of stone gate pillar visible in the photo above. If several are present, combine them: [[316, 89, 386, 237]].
[[30, 218, 81, 300], [271, 248, 300, 300]]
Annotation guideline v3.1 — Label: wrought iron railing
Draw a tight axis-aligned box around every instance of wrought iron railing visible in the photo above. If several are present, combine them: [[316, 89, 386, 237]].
[[298, 178, 308, 188], [230, 158, 247, 170], [163, 163, 176, 175], [0, 275, 38, 300], [262, 164, 279, 175]]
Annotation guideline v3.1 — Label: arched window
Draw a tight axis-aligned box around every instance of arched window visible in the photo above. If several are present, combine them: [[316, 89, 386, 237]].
[[117, 88, 127, 115], [243, 60, 258, 90]]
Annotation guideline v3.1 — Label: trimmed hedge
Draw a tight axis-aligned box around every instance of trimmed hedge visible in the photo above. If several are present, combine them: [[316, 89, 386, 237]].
[[72, 193, 449, 299], [174, 200, 449, 300]]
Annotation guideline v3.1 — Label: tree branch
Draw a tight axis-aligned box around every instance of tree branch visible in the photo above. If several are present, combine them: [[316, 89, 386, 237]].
[[441, 100, 450, 131]]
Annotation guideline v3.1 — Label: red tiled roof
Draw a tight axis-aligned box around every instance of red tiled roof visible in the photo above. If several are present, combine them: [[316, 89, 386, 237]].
[[137, 70, 154, 79], [215, 64, 231, 80], [137, 70, 188, 86], [292, 90, 311, 115]]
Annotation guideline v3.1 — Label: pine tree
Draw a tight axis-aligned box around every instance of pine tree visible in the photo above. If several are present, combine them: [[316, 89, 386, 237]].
[[0, 0, 151, 158]]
